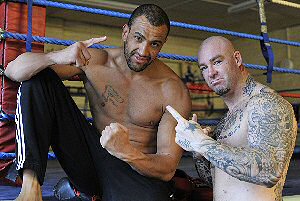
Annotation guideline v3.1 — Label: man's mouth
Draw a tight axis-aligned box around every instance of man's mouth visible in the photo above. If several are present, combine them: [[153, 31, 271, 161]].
[[133, 54, 149, 64], [211, 78, 223, 86]]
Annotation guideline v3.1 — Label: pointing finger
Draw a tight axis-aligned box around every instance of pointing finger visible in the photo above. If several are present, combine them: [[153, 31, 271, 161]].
[[166, 105, 186, 124], [82, 36, 107, 48]]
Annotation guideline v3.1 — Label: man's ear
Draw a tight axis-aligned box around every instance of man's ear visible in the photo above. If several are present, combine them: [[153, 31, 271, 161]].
[[234, 51, 243, 67], [164, 37, 168, 44], [122, 24, 129, 42]]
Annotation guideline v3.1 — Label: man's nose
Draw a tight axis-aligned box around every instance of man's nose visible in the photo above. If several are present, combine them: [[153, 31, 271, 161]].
[[138, 42, 150, 57], [208, 66, 218, 78]]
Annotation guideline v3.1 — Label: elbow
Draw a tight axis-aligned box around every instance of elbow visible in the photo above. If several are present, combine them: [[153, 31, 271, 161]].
[[5, 70, 28, 82], [5, 62, 30, 82], [264, 180, 278, 188], [4, 62, 18, 81], [264, 175, 280, 188], [161, 169, 177, 182], [161, 174, 173, 182], [257, 173, 281, 188]]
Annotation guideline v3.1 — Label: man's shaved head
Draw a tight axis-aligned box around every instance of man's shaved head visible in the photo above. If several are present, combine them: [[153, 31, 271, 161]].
[[197, 36, 247, 97], [198, 36, 235, 59]]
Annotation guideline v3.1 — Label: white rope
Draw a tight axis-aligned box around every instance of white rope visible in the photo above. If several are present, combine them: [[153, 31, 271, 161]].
[[271, 0, 300, 9]]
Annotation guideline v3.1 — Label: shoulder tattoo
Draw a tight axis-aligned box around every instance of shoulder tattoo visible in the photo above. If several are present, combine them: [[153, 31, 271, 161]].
[[242, 76, 256, 96]]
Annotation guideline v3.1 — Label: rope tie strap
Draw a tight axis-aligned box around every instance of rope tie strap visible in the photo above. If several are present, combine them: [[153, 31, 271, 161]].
[[0, 28, 4, 40], [26, 0, 33, 52], [0, 64, 4, 75], [257, 0, 274, 83], [0, 109, 15, 122]]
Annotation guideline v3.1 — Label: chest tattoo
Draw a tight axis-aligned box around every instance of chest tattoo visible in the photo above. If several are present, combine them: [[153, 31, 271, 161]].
[[215, 107, 244, 140], [101, 85, 124, 107]]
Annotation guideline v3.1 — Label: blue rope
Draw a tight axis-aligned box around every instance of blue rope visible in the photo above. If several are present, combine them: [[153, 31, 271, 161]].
[[10, 0, 300, 47], [26, 0, 33, 52], [4, 32, 112, 49], [198, 119, 220, 126], [15, 0, 131, 18], [3, 31, 300, 75], [0, 152, 57, 160], [0, 110, 15, 122]]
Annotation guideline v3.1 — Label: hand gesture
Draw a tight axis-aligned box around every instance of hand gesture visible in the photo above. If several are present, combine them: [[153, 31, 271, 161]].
[[100, 122, 131, 159], [166, 105, 207, 152], [192, 114, 213, 137], [55, 36, 107, 67]]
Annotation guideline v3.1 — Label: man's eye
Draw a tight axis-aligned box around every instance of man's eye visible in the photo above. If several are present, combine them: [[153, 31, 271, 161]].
[[134, 36, 142, 42], [151, 43, 160, 48], [214, 60, 222, 65], [199, 66, 207, 71]]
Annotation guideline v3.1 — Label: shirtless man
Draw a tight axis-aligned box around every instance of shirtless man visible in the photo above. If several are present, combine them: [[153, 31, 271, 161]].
[[167, 36, 297, 201], [4, 4, 191, 201]]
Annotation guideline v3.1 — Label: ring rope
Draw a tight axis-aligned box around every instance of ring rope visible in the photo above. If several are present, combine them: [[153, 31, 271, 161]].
[[0, 152, 56, 160], [270, 0, 300, 9], [3, 32, 300, 75], [9, 0, 300, 47], [279, 93, 300, 98]]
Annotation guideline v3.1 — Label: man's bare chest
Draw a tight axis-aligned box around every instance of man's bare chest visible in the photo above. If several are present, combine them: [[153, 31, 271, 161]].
[[85, 76, 164, 128], [214, 107, 249, 146]]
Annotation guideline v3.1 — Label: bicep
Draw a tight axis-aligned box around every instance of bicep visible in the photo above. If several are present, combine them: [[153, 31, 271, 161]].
[[247, 94, 297, 176], [156, 82, 191, 159]]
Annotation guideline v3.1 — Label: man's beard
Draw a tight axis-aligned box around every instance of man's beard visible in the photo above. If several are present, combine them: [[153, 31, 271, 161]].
[[124, 41, 153, 72], [215, 87, 230, 96]]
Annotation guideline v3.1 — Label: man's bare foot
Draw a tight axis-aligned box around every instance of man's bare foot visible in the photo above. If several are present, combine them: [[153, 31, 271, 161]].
[[14, 169, 42, 201]]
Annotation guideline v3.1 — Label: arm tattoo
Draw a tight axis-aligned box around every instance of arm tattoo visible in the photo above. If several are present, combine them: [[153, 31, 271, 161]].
[[193, 154, 213, 188], [194, 92, 297, 187]]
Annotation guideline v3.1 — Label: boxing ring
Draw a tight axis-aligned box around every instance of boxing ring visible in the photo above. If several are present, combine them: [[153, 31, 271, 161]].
[[0, 0, 300, 200]]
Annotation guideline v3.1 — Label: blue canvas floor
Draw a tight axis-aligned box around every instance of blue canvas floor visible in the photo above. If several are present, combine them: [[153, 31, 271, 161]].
[[0, 156, 299, 201]]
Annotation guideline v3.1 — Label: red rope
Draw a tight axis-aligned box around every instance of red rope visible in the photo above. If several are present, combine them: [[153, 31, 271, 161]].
[[186, 83, 213, 94], [187, 83, 300, 99], [279, 92, 300, 98]]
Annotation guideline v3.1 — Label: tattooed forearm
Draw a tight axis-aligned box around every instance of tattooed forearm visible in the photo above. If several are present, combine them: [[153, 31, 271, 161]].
[[194, 139, 280, 187], [193, 154, 213, 188]]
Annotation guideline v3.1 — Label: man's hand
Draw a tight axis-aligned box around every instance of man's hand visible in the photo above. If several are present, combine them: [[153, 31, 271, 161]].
[[51, 37, 107, 67], [166, 105, 208, 152], [100, 122, 131, 159]]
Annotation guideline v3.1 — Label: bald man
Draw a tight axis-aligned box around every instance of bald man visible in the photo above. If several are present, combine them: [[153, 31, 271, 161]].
[[167, 36, 297, 201]]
